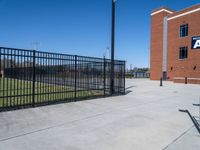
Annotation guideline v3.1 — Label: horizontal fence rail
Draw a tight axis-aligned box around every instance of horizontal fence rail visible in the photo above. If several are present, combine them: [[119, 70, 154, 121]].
[[0, 47, 125, 111]]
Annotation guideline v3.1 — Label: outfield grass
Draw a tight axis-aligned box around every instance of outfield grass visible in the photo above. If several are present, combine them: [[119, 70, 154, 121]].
[[0, 78, 102, 108]]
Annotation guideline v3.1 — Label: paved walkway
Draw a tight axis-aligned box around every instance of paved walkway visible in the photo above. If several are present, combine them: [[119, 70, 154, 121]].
[[0, 79, 199, 150]]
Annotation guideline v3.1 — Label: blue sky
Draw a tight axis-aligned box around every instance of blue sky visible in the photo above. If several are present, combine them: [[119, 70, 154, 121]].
[[0, 0, 199, 68]]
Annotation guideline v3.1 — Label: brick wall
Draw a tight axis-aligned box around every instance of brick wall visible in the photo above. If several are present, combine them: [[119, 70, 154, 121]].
[[150, 4, 200, 84], [167, 6, 200, 82]]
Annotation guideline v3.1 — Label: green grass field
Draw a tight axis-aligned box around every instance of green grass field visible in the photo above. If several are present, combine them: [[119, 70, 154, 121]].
[[0, 78, 102, 108]]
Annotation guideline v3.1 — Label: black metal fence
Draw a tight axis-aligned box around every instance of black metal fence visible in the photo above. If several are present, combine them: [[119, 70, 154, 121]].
[[0, 47, 125, 111]]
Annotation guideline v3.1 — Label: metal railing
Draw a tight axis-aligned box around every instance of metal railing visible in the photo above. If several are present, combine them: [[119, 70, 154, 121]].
[[0, 47, 125, 111]]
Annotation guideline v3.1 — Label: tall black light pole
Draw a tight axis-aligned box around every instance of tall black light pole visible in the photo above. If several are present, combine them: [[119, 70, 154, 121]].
[[110, 0, 115, 95], [110, 0, 116, 94]]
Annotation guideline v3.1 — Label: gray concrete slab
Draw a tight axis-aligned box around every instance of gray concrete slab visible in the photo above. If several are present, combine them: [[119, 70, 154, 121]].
[[0, 79, 200, 150]]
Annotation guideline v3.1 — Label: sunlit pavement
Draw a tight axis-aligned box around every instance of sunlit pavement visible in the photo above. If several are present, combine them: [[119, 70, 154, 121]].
[[0, 79, 199, 150]]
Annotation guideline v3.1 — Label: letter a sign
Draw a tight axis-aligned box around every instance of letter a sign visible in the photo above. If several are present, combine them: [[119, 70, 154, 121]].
[[192, 36, 200, 49]]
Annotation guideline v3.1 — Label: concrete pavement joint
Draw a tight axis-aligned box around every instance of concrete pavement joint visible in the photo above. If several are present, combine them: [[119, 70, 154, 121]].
[[0, 109, 114, 142], [162, 126, 194, 150]]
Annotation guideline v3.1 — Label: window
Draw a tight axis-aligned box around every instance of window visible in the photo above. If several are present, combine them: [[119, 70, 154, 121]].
[[180, 24, 188, 37], [179, 47, 188, 59]]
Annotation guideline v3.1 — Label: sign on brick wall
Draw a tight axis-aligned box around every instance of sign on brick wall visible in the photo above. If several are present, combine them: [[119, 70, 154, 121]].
[[192, 36, 200, 49]]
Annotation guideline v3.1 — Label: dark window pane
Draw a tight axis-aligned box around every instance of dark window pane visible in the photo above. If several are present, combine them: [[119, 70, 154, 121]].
[[179, 47, 188, 59], [185, 25, 188, 36], [183, 28, 186, 36], [180, 24, 188, 37], [186, 47, 188, 58]]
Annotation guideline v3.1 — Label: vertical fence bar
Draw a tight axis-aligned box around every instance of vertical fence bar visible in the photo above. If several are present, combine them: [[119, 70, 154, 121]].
[[0, 48, 1, 111], [32, 50, 36, 107], [22, 51, 25, 107], [3, 48, 5, 110], [5, 49, 8, 110], [123, 61, 126, 95], [103, 57, 106, 96], [13, 50, 16, 108], [74, 55, 77, 101], [10, 49, 12, 108]]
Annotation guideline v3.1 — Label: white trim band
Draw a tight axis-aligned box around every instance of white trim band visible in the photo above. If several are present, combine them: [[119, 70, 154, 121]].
[[168, 7, 200, 20], [173, 77, 185, 80], [151, 9, 173, 16]]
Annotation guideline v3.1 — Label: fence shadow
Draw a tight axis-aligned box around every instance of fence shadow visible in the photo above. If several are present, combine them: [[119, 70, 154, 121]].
[[123, 86, 135, 95]]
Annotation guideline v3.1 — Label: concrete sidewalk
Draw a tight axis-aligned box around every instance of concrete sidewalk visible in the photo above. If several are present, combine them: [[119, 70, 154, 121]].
[[0, 79, 199, 150]]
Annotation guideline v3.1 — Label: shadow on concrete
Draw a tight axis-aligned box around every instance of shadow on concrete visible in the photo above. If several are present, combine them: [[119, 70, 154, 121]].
[[125, 90, 132, 95], [124, 86, 135, 95]]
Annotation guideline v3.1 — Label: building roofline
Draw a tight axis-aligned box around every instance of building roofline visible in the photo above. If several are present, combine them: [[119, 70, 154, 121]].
[[151, 7, 175, 16], [167, 3, 200, 21]]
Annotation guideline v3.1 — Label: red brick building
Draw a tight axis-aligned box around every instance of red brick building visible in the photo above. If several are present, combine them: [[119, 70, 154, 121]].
[[150, 4, 200, 84]]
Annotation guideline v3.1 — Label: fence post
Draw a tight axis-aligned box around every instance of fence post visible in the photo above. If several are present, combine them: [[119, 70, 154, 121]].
[[32, 50, 36, 107], [103, 57, 106, 96], [124, 61, 126, 95], [74, 55, 77, 101]]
